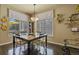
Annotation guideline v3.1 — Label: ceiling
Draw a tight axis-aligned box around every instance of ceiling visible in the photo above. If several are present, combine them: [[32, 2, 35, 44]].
[[5, 4, 76, 15], [6, 4, 57, 15]]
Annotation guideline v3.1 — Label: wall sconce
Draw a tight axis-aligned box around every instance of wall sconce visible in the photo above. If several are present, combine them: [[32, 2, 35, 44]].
[[57, 14, 64, 23]]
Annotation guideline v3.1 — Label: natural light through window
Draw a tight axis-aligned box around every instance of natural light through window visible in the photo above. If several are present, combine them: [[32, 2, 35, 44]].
[[36, 10, 53, 36], [9, 9, 29, 34]]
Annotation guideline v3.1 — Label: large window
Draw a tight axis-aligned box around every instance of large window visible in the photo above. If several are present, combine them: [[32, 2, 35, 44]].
[[9, 9, 29, 34], [36, 10, 53, 36]]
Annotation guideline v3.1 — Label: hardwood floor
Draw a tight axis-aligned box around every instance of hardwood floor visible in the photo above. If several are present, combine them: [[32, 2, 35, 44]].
[[0, 43, 79, 55]]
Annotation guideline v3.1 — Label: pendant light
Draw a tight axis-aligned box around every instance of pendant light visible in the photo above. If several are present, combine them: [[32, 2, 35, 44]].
[[31, 4, 38, 22]]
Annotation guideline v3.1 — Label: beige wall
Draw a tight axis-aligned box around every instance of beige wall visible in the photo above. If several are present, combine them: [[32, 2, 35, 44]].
[[0, 5, 11, 44], [0, 5, 1, 18], [0, 5, 1, 15], [48, 5, 79, 45], [0, 4, 30, 45], [0, 4, 79, 46]]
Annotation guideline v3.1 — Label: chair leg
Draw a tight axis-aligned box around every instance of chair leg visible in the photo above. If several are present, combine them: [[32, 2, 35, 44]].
[[19, 40, 22, 55], [23, 43, 26, 51]]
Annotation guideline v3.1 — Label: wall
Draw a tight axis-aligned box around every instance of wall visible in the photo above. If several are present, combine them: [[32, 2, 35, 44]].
[[0, 4, 79, 47], [0, 5, 11, 45], [0, 5, 1, 18], [48, 5, 79, 46], [0, 4, 30, 45], [33, 5, 79, 48]]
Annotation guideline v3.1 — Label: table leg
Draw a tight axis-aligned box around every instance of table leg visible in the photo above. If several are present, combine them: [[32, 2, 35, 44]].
[[13, 36, 15, 55], [45, 35, 47, 55], [27, 41, 31, 55]]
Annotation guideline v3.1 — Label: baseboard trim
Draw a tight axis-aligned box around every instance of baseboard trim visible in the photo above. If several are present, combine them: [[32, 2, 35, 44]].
[[47, 41, 79, 49], [0, 41, 79, 49], [0, 41, 12, 46]]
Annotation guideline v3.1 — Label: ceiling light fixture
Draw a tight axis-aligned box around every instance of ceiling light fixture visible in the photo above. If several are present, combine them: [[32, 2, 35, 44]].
[[31, 4, 38, 22]]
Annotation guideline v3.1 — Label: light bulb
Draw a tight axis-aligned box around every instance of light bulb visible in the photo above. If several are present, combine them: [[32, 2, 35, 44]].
[[31, 17, 38, 21]]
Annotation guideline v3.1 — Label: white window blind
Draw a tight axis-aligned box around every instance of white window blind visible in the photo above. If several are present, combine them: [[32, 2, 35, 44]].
[[36, 10, 53, 36], [9, 10, 29, 21], [9, 9, 29, 33]]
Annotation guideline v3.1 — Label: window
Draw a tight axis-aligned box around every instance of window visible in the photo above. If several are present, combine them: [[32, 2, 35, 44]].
[[36, 10, 53, 36], [9, 18, 19, 32], [9, 9, 29, 34]]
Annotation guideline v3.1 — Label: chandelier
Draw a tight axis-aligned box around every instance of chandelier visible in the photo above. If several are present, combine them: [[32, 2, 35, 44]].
[[31, 4, 38, 22]]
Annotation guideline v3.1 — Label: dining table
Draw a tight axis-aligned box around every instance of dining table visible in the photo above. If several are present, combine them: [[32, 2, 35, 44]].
[[13, 33, 47, 55]]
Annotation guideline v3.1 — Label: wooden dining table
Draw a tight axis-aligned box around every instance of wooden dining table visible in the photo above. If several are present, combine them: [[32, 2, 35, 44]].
[[13, 33, 47, 55]]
